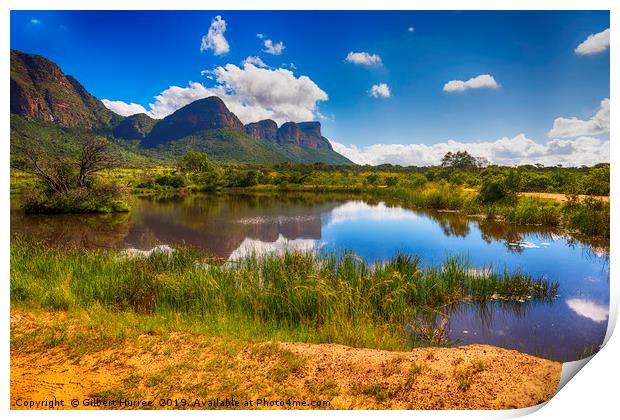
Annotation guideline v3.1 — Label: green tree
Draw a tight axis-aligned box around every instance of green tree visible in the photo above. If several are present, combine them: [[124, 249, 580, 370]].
[[385, 176, 398, 187], [440, 151, 485, 171], [177, 151, 215, 173], [366, 174, 380, 185]]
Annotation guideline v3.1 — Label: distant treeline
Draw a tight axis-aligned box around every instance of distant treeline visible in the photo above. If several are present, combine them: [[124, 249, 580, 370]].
[[189, 154, 610, 196]]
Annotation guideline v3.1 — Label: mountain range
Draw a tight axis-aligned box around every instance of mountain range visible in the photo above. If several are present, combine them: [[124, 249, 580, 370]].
[[10, 50, 352, 165]]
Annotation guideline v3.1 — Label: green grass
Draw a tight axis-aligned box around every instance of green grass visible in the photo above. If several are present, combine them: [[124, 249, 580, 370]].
[[11, 238, 559, 352]]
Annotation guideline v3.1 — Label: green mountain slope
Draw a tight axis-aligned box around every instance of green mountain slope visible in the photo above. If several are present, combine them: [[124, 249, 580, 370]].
[[148, 128, 290, 164]]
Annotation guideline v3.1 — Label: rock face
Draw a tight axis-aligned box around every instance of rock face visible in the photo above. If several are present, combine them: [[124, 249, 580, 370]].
[[244, 119, 278, 142], [113, 113, 158, 140], [143, 97, 243, 147], [276, 121, 333, 150], [10, 50, 120, 129]]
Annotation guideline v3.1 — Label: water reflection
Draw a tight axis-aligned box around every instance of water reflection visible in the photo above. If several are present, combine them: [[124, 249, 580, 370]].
[[566, 298, 609, 323], [10, 192, 610, 361]]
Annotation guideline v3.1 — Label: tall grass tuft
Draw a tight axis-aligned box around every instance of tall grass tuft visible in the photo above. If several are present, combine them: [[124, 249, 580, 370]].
[[11, 237, 559, 350]]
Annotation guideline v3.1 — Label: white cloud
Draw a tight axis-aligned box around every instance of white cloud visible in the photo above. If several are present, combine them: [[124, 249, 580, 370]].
[[256, 33, 264, 39], [408, 27, 414, 33], [228, 234, 316, 260], [263, 39, 285, 55], [101, 99, 148, 117], [345, 51, 383, 67], [443, 74, 499, 93], [548, 98, 610, 138], [242, 56, 268, 68], [330, 134, 609, 167], [200, 15, 230, 56], [575, 28, 610, 55], [104, 63, 328, 125], [328, 201, 420, 225], [566, 298, 609, 323], [30, 18, 40, 24], [368, 83, 391, 98]]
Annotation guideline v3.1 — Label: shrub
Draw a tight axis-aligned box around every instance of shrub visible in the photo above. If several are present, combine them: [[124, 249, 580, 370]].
[[23, 183, 129, 214], [154, 174, 186, 188], [385, 176, 399, 187]]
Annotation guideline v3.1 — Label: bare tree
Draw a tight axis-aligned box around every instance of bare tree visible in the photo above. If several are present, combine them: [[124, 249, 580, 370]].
[[76, 135, 122, 188], [11, 133, 122, 193]]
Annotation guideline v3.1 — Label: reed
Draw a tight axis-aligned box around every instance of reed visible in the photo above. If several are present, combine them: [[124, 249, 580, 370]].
[[10, 238, 559, 351]]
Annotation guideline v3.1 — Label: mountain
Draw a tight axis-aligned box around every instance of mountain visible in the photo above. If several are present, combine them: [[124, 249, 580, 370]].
[[246, 120, 333, 150], [142, 97, 351, 164], [113, 113, 157, 140], [244, 119, 278, 142], [10, 50, 353, 165], [142, 97, 243, 147], [10, 50, 121, 130]]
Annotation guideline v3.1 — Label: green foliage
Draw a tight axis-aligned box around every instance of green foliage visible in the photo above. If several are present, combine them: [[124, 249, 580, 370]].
[[22, 184, 130, 214], [580, 164, 610, 196], [11, 239, 559, 351], [366, 174, 380, 185], [385, 176, 398, 187], [563, 197, 610, 237], [506, 199, 561, 226], [154, 174, 186, 188], [479, 169, 521, 203], [441, 151, 485, 170], [177, 150, 214, 172]]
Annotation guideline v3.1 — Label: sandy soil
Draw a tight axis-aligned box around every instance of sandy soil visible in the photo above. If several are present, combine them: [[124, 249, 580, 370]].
[[518, 192, 609, 203], [462, 188, 609, 203], [10, 312, 561, 410]]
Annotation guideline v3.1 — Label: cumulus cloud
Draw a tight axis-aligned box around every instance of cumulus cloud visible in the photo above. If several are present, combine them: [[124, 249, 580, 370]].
[[345, 51, 383, 66], [548, 98, 610, 138], [101, 99, 148, 116], [408, 27, 414, 33], [263, 39, 285, 55], [103, 63, 328, 125], [443, 74, 499, 93], [575, 28, 610, 55], [200, 15, 230, 56], [242, 55, 268, 68], [229, 234, 316, 260], [330, 134, 609, 167], [368, 83, 391, 98], [566, 298, 609, 323]]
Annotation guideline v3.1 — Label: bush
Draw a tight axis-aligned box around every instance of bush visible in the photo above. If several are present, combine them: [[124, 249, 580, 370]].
[[563, 198, 609, 237], [385, 176, 398, 187], [366, 174, 380, 185], [23, 183, 130, 214], [506, 199, 561, 226], [154, 174, 186, 188]]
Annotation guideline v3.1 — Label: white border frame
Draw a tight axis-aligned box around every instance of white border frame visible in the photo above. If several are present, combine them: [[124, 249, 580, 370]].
[[2, 2, 616, 419]]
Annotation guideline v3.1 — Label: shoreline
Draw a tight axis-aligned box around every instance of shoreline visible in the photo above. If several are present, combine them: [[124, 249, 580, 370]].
[[10, 310, 561, 410]]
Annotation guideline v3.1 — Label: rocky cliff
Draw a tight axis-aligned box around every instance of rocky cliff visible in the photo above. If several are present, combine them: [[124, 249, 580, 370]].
[[10, 50, 120, 129]]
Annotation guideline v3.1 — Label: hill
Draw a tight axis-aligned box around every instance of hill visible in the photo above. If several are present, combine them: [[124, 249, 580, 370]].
[[10, 50, 353, 166]]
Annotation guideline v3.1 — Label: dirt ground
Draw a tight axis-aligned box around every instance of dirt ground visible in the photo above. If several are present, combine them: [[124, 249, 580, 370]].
[[10, 311, 562, 410], [518, 192, 609, 203]]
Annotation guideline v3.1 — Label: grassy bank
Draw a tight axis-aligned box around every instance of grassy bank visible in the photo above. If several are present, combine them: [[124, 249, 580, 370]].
[[11, 164, 610, 237], [11, 238, 558, 351]]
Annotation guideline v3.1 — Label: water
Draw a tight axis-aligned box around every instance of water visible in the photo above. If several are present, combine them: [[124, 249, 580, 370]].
[[11, 193, 609, 361]]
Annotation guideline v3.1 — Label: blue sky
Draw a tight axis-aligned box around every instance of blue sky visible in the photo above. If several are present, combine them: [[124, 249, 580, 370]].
[[11, 10, 610, 166]]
